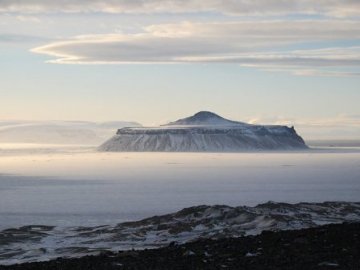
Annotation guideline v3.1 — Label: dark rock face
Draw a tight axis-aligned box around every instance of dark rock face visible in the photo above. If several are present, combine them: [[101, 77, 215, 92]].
[[2, 222, 359, 270], [99, 111, 308, 152]]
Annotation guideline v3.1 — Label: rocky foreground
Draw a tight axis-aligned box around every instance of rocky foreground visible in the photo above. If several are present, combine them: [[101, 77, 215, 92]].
[[1, 202, 360, 265], [1, 222, 359, 270]]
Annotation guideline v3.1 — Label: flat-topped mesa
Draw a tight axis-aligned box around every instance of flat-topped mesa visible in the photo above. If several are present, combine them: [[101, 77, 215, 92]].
[[98, 111, 308, 152]]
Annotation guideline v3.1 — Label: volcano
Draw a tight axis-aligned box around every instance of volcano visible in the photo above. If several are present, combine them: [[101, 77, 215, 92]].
[[99, 111, 308, 152]]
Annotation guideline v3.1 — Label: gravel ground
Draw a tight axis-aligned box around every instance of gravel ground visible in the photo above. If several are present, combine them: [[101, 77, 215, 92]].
[[1, 222, 359, 270]]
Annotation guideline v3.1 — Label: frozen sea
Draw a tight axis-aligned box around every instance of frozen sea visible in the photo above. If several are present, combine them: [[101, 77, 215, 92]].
[[0, 144, 360, 230]]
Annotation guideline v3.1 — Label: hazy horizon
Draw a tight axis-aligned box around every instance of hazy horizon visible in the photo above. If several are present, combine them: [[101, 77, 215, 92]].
[[0, 112, 359, 141], [1, 1, 360, 140], [1, 2, 360, 266]]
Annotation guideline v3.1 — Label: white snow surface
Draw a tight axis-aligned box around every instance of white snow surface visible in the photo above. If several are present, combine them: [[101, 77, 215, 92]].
[[165, 111, 244, 126], [1, 145, 360, 264], [99, 112, 307, 152]]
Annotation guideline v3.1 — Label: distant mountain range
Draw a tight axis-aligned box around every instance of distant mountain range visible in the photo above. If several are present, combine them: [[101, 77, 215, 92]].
[[0, 120, 140, 145], [99, 111, 308, 152]]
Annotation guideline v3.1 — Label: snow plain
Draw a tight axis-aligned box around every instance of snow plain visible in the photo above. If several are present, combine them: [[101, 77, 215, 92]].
[[0, 144, 359, 230]]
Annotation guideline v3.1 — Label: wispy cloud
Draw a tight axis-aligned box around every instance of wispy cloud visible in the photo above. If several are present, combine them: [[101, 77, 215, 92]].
[[247, 114, 360, 139], [0, 33, 47, 43], [31, 20, 360, 76], [291, 69, 360, 77], [15, 15, 41, 23], [248, 114, 360, 128], [0, 0, 359, 17]]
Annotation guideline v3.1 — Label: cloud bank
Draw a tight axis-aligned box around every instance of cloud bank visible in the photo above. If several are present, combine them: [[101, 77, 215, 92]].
[[1, 0, 360, 17], [247, 114, 360, 140], [248, 114, 360, 128], [31, 20, 360, 76]]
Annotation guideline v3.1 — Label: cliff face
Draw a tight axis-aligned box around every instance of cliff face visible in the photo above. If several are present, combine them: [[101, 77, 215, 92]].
[[99, 112, 308, 152]]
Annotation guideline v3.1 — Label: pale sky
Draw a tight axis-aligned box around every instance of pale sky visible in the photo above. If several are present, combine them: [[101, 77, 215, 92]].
[[1, 0, 360, 139]]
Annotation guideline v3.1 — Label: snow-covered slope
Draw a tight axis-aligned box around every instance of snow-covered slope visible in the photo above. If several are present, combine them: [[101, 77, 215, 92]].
[[166, 111, 244, 126], [99, 111, 307, 151], [1, 201, 359, 264]]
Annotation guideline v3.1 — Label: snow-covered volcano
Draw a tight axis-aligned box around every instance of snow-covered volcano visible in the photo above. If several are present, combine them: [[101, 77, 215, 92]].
[[99, 111, 308, 152], [166, 111, 244, 126]]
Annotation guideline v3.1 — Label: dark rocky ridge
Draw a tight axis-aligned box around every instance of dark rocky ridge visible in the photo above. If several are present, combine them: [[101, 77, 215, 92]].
[[1, 222, 359, 270], [1, 202, 359, 265]]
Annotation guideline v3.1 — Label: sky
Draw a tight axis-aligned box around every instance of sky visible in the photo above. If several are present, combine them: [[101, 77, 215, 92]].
[[1, 0, 360, 139]]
